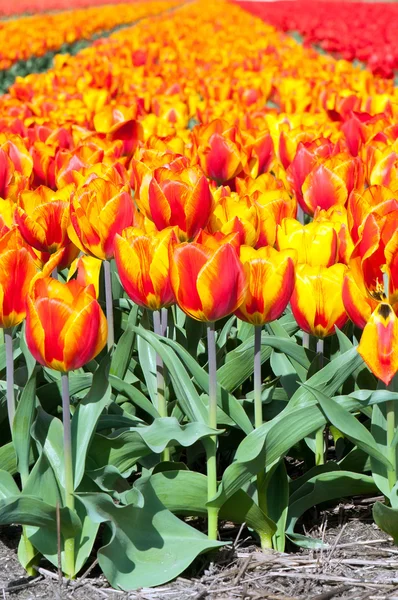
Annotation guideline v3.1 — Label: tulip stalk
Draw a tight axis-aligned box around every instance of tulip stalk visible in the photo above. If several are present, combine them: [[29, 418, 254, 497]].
[[4, 328, 15, 429], [254, 325, 272, 548], [315, 338, 325, 466], [383, 271, 397, 490], [103, 260, 114, 351], [206, 322, 219, 540], [61, 373, 75, 579], [153, 309, 170, 462]]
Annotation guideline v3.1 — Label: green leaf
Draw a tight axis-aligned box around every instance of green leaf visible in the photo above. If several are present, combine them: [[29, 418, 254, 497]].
[[111, 305, 139, 379], [32, 408, 64, 487], [287, 471, 377, 544], [137, 327, 158, 406], [88, 417, 219, 474], [0, 469, 20, 498], [78, 482, 223, 590], [12, 372, 37, 486], [144, 470, 276, 545], [133, 327, 208, 424], [373, 502, 398, 543], [72, 356, 112, 489], [0, 495, 80, 538], [160, 336, 253, 434], [0, 442, 17, 475], [110, 375, 159, 420], [303, 384, 392, 469], [267, 460, 289, 552], [20, 324, 36, 378]]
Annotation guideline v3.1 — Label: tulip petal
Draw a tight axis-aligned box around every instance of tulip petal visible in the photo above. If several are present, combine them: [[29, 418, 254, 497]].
[[358, 303, 398, 385]]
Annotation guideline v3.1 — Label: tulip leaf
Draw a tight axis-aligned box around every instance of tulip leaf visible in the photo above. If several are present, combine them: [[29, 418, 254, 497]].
[[139, 470, 276, 546], [0, 442, 18, 475], [287, 470, 377, 545], [209, 350, 366, 509], [0, 494, 80, 538], [109, 375, 159, 420], [370, 399, 398, 500], [159, 336, 253, 434], [20, 324, 36, 379], [0, 469, 20, 499], [267, 460, 289, 552], [12, 372, 37, 486], [133, 327, 208, 424], [32, 408, 65, 488], [78, 482, 223, 590], [37, 373, 93, 414], [0, 337, 21, 375], [72, 355, 112, 489], [111, 304, 139, 379], [303, 383, 393, 469], [373, 502, 398, 543], [88, 417, 219, 474], [137, 327, 158, 407]]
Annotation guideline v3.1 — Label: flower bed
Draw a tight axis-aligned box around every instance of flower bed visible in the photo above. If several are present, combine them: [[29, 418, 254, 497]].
[[0, 0, 398, 592]]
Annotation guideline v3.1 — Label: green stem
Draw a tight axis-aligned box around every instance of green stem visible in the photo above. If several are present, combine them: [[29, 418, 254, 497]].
[[315, 338, 325, 466], [61, 372, 75, 579], [5, 328, 15, 430], [153, 309, 170, 462], [254, 325, 272, 549], [103, 260, 114, 351], [387, 399, 397, 492], [206, 322, 219, 540]]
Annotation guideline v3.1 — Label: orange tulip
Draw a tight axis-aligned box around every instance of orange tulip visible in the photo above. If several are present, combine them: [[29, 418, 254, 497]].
[[15, 185, 74, 254], [290, 263, 348, 338], [277, 218, 338, 267], [255, 188, 297, 248], [235, 246, 295, 325], [68, 178, 134, 260], [313, 206, 354, 264], [68, 255, 102, 298], [26, 277, 107, 372], [148, 166, 213, 241], [342, 269, 379, 330], [347, 185, 398, 244], [0, 228, 37, 329], [114, 227, 175, 310], [358, 303, 398, 385], [170, 240, 247, 322]]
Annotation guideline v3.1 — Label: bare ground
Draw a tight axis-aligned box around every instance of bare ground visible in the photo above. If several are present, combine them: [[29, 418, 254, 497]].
[[1, 498, 398, 600]]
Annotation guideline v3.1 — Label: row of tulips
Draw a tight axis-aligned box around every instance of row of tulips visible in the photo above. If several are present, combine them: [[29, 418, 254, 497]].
[[0, 0, 160, 17], [238, 1, 398, 78], [0, 0, 179, 71], [1, 0, 398, 587]]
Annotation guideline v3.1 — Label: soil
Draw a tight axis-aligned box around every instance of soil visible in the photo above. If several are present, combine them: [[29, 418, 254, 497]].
[[1, 499, 398, 600]]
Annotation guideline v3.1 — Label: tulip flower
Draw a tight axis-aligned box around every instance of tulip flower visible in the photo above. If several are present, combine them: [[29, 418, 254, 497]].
[[69, 178, 134, 260], [193, 119, 246, 184], [170, 240, 247, 323], [26, 276, 107, 578], [290, 263, 348, 338], [313, 206, 354, 265], [26, 277, 107, 372], [114, 227, 175, 311], [67, 255, 102, 298], [235, 246, 295, 326], [148, 166, 213, 241], [255, 188, 297, 248], [277, 218, 338, 267], [358, 302, 398, 386], [342, 269, 379, 330], [171, 239, 247, 540], [347, 185, 398, 245], [15, 185, 75, 254], [208, 190, 259, 247]]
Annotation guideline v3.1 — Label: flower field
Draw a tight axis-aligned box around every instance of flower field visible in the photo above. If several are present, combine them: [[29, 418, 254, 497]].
[[1, 0, 398, 593]]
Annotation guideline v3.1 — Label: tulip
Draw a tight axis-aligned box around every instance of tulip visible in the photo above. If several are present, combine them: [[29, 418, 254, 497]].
[[148, 166, 213, 241], [114, 227, 175, 311], [313, 206, 354, 264], [358, 302, 398, 386], [290, 263, 348, 338], [347, 185, 398, 245], [208, 190, 259, 247], [171, 239, 247, 540], [67, 255, 102, 298], [69, 178, 134, 260], [193, 119, 246, 184], [170, 241, 247, 323], [342, 269, 379, 330], [15, 185, 75, 254], [235, 246, 295, 325], [255, 188, 297, 248], [26, 276, 107, 578], [277, 218, 338, 267]]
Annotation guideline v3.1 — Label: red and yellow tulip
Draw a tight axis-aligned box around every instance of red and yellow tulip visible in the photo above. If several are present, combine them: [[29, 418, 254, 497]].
[[277, 218, 338, 267], [290, 263, 348, 338], [26, 277, 107, 372], [235, 246, 295, 325], [170, 240, 247, 322], [115, 227, 175, 310]]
